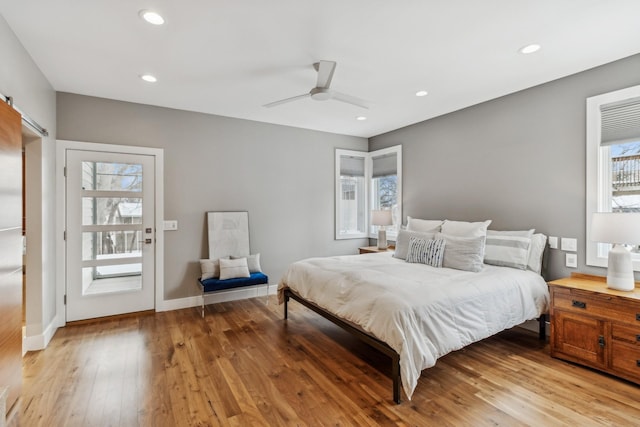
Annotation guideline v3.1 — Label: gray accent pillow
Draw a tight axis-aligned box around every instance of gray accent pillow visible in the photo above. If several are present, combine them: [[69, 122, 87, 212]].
[[436, 232, 485, 272], [199, 258, 220, 280], [231, 253, 262, 273], [406, 237, 446, 267], [393, 229, 435, 260], [484, 229, 534, 270]]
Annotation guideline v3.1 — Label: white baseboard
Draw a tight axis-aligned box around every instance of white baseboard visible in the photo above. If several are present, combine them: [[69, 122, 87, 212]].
[[23, 315, 59, 353], [157, 283, 277, 312]]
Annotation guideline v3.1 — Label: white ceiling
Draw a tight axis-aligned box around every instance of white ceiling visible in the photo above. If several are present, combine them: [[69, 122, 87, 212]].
[[2, 1, 640, 138]]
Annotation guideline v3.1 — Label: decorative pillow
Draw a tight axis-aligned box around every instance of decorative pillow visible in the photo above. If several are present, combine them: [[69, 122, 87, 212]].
[[219, 257, 251, 280], [441, 219, 492, 238], [406, 237, 446, 267], [527, 233, 547, 275], [231, 253, 262, 273], [393, 229, 436, 260], [406, 216, 443, 233], [436, 233, 485, 272], [484, 229, 534, 270], [200, 258, 221, 280]]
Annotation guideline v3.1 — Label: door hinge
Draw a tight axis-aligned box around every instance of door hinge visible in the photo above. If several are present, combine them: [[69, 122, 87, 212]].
[[63, 166, 67, 177], [63, 230, 67, 240], [64, 295, 67, 305]]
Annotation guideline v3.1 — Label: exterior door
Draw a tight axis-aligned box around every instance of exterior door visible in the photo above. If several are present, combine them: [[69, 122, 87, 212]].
[[65, 149, 155, 321]]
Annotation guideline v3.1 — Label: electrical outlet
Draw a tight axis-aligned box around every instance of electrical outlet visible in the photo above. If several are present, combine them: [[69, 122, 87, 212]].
[[561, 237, 577, 252], [566, 253, 577, 268], [548, 236, 558, 249], [164, 220, 178, 231]]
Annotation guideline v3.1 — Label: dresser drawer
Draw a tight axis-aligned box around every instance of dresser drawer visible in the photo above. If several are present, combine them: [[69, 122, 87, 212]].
[[611, 323, 640, 346], [552, 287, 640, 323], [610, 341, 640, 383]]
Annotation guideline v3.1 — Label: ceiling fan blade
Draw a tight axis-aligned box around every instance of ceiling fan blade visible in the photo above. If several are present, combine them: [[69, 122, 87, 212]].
[[331, 91, 370, 109], [315, 60, 336, 89], [263, 93, 310, 108]]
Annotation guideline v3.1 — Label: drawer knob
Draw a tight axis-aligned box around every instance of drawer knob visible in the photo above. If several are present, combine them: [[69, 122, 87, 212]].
[[637, 314, 640, 321], [599, 335, 605, 348], [637, 334, 640, 342], [637, 360, 640, 368], [572, 300, 587, 309]]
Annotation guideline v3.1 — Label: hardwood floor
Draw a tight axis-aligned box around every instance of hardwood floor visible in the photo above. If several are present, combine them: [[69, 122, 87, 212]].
[[15, 296, 640, 426]]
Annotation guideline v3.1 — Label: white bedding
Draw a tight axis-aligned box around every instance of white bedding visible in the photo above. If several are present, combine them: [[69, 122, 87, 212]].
[[278, 252, 549, 399]]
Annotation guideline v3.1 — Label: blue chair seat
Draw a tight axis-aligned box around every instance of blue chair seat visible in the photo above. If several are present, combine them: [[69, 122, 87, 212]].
[[199, 272, 269, 293]]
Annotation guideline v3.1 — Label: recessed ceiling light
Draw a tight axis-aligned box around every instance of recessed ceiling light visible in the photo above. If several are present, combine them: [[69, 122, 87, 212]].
[[519, 44, 541, 54], [139, 10, 165, 25], [140, 74, 157, 83], [415, 90, 428, 97], [356, 116, 367, 121]]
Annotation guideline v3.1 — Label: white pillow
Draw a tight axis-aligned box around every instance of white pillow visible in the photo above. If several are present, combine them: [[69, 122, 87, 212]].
[[406, 216, 443, 233], [441, 219, 491, 238], [199, 258, 220, 280], [219, 257, 251, 280], [436, 232, 485, 272], [484, 229, 534, 270], [406, 237, 446, 267], [527, 233, 547, 275], [393, 229, 436, 260], [231, 253, 262, 273]]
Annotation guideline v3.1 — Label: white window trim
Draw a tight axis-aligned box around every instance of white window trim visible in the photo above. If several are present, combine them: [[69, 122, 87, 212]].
[[586, 84, 640, 270], [335, 145, 402, 240], [368, 145, 402, 240], [335, 149, 369, 239]]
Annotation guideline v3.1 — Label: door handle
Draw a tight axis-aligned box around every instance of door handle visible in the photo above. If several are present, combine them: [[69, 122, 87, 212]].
[[139, 238, 153, 244]]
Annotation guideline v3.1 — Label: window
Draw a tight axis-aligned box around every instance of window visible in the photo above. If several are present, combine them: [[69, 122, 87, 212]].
[[586, 84, 640, 269], [335, 146, 402, 240]]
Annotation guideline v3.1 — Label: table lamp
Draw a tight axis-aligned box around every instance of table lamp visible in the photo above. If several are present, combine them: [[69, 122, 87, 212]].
[[371, 210, 393, 250], [591, 212, 640, 291]]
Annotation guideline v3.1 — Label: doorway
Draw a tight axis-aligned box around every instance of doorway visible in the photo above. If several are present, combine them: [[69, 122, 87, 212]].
[[61, 143, 163, 322]]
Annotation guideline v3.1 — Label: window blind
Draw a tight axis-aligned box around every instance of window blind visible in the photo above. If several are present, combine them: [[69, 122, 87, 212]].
[[340, 156, 365, 177], [600, 96, 640, 146], [372, 153, 397, 178]]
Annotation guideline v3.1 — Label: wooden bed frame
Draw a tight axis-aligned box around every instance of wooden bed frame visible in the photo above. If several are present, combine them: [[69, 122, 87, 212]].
[[283, 287, 547, 404]]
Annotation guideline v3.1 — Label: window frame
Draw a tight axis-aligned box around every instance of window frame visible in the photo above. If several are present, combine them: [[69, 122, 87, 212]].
[[335, 145, 402, 240], [586, 84, 640, 270]]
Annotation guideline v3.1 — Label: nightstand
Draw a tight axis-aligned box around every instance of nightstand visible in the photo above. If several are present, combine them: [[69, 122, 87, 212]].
[[358, 246, 395, 254], [548, 272, 640, 385]]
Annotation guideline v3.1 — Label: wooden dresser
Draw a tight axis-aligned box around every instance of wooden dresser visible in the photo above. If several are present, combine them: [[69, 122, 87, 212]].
[[549, 273, 640, 384]]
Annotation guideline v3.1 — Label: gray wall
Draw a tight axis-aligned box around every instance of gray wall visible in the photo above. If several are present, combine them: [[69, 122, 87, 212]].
[[0, 15, 57, 341], [56, 93, 368, 300], [370, 53, 640, 281]]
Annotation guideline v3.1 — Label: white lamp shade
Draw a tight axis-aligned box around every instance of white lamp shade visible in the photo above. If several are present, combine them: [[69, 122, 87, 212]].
[[591, 212, 640, 245], [371, 210, 393, 226]]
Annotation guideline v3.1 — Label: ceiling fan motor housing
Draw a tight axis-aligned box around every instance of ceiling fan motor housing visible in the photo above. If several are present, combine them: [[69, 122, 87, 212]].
[[310, 87, 331, 101]]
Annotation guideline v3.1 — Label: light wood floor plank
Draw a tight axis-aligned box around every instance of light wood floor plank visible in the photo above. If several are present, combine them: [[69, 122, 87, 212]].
[[14, 296, 640, 426]]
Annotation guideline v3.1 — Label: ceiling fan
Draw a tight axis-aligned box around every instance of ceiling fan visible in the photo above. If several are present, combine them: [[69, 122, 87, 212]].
[[264, 60, 369, 109]]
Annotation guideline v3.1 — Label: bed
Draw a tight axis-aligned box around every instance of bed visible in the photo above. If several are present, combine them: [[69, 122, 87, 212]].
[[278, 250, 549, 403]]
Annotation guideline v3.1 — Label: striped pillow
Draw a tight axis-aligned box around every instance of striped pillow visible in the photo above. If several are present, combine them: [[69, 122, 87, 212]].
[[406, 237, 446, 267], [484, 229, 534, 270]]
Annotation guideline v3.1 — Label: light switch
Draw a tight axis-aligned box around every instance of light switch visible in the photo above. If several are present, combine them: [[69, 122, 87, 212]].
[[164, 220, 178, 231], [561, 237, 577, 252], [566, 253, 577, 268], [548, 236, 558, 249]]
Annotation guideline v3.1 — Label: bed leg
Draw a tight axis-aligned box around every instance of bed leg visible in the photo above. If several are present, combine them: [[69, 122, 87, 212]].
[[538, 314, 546, 340], [284, 292, 289, 320], [392, 355, 401, 404]]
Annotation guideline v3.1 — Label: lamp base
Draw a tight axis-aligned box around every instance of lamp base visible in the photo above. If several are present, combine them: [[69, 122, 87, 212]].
[[377, 229, 388, 250], [607, 244, 635, 292]]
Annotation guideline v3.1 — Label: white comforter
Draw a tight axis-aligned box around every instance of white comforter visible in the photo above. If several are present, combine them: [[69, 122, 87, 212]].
[[278, 252, 549, 399]]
